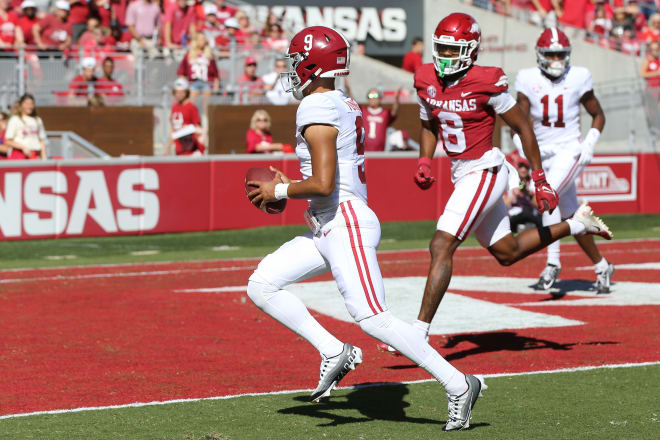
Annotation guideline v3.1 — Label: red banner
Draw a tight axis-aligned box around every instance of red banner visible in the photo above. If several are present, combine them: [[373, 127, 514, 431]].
[[0, 154, 657, 240]]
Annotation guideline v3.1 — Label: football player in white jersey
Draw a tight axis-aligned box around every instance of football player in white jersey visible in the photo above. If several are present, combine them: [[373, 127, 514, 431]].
[[246, 26, 482, 431], [514, 27, 614, 294]]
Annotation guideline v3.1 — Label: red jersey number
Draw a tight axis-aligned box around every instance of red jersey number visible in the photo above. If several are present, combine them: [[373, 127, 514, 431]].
[[541, 94, 565, 128], [355, 116, 367, 183]]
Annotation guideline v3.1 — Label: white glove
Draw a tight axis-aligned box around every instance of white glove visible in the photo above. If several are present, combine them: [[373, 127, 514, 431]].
[[578, 128, 600, 166]]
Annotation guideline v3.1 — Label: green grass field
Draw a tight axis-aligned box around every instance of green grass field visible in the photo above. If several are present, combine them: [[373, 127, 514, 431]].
[[1, 214, 659, 269], [3, 365, 659, 439]]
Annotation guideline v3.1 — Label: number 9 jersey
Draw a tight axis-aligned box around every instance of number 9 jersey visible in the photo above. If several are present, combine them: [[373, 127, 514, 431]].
[[295, 89, 367, 214]]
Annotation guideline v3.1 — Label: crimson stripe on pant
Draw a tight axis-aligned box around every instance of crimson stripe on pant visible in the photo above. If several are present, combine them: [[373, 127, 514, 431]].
[[340, 202, 379, 315], [347, 200, 384, 313], [556, 156, 581, 195], [462, 167, 498, 239], [456, 169, 489, 240]]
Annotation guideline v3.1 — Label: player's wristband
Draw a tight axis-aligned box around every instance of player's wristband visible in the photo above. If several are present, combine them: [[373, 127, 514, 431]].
[[583, 128, 601, 147], [417, 157, 432, 168], [531, 169, 547, 184], [274, 183, 290, 200]]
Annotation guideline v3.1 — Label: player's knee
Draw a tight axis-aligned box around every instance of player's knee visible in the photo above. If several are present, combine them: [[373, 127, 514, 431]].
[[358, 311, 394, 339], [247, 272, 279, 309], [429, 234, 454, 260], [494, 252, 516, 267]]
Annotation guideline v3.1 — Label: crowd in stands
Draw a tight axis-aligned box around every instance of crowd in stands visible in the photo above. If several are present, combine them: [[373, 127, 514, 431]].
[[472, 0, 660, 56]]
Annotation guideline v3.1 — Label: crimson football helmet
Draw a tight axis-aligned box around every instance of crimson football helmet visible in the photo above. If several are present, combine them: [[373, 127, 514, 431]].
[[281, 26, 350, 100], [536, 27, 571, 78], [432, 13, 481, 77]]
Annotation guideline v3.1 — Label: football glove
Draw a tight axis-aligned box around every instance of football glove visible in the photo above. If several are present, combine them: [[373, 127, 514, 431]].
[[532, 169, 558, 214], [414, 157, 436, 190], [578, 128, 600, 167]]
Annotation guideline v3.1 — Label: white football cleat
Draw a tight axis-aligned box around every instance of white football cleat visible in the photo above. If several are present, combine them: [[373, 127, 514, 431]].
[[443, 374, 482, 431], [310, 343, 362, 402], [571, 204, 613, 240]]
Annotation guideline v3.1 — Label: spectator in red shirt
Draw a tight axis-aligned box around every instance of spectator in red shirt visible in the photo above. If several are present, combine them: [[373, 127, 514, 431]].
[[401, 37, 423, 73], [560, 0, 592, 29], [233, 10, 254, 44], [77, 16, 103, 48], [16, 1, 37, 47], [110, 0, 129, 28], [95, 56, 124, 103], [237, 56, 265, 104], [163, 0, 196, 49], [33, 1, 72, 50], [262, 23, 288, 52], [588, 2, 613, 37], [177, 32, 219, 108], [68, 0, 90, 42], [215, 16, 238, 52], [640, 13, 660, 43], [246, 109, 284, 154], [166, 78, 205, 156], [641, 41, 660, 89], [214, 0, 237, 25], [104, 24, 131, 51], [0, 0, 24, 49], [360, 88, 400, 152], [90, 0, 112, 28], [68, 56, 97, 103]]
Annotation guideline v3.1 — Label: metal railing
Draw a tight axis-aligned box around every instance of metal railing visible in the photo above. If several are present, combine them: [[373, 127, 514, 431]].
[[0, 42, 286, 108], [45, 131, 110, 159]]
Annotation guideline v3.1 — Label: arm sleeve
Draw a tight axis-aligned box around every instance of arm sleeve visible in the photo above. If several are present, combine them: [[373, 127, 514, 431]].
[[4, 116, 18, 140], [296, 94, 340, 129], [487, 92, 516, 114], [416, 94, 432, 121]]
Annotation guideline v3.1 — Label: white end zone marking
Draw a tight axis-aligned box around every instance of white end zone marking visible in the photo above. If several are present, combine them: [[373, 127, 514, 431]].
[[1, 361, 658, 420], [286, 277, 583, 335]]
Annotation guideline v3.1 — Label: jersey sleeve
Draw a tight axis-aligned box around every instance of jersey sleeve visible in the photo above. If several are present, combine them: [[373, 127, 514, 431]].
[[484, 67, 510, 95], [514, 71, 529, 97], [296, 94, 340, 129], [577, 68, 593, 98], [487, 92, 516, 114], [416, 94, 433, 121]]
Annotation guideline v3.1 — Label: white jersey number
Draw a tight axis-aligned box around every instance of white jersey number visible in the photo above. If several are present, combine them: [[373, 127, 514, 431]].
[[436, 111, 467, 153]]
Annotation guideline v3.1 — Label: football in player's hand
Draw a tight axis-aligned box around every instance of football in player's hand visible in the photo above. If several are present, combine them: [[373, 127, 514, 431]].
[[244, 167, 287, 214]]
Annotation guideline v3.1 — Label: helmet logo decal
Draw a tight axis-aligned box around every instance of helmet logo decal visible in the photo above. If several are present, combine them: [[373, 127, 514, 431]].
[[427, 85, 437, 98], [470, 22, 480, 33]]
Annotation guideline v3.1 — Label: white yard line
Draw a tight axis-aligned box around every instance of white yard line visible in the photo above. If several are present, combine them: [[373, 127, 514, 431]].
[[0, 361, 657, 420]]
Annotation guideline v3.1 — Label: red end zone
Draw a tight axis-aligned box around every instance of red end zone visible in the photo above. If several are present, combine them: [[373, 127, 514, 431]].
[[1, 240, 659, 416]]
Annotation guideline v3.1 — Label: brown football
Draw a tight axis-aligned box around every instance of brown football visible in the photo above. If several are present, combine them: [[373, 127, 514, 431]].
[[244, 167, 287, 214]]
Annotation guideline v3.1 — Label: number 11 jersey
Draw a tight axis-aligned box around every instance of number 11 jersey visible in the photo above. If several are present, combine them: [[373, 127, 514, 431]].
[[296, 90, 367, 214], [514, 66, 593, 147]]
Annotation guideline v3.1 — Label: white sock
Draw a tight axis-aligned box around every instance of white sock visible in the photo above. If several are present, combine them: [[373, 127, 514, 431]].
[[542, 209, 561, 267], [360, 311, 466, 395], [566, 218, 586, 236], [412, 319, 431, 338], [595, 258, 609, 272], [247, 278, 344, 358]]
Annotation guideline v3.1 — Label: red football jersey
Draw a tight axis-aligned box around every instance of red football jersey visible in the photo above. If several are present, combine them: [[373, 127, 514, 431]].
[[414, 63, 509, 160], [360, 106, 394, 152]]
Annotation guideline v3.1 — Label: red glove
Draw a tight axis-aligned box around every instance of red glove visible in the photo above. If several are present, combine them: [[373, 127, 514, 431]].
[[532, 169, 558, 214], [414, 157, 436, 190]]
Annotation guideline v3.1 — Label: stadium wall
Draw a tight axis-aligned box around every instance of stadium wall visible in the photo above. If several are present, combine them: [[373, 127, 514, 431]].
[[0, 153, 657, 241]]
